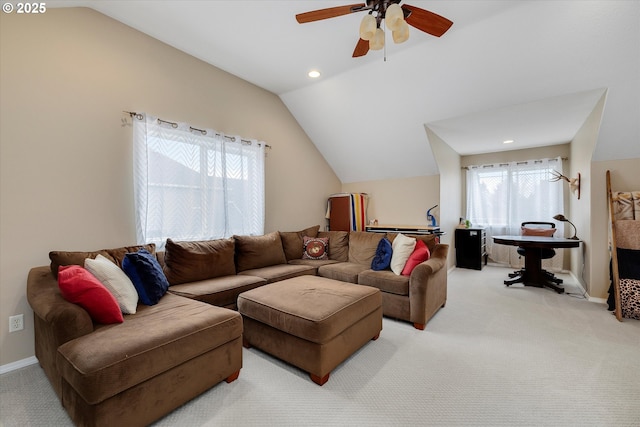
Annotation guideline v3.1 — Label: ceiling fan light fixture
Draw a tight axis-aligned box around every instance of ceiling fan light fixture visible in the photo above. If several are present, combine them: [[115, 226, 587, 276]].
[[359, 14, 376, 41], [392, 19, 410, 44], [370, 27, 385, 50], [295, 2, 453, 58], [385, 3, 404, 32]]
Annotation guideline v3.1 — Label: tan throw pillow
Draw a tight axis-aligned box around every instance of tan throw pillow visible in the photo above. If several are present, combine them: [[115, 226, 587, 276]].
[[106, 244, 157, 266], [388, 233, 439, 252], [279, 225, 320, 261], [348, 231, 384, 267], [521, 227, 556, 237], [407, 234, 439, 252], [49, 243, 156, 278], [390, 233, 417, 275], [235, 232, 287, 272], [318, 231, 349, 262], [163, 238, 236, 285]]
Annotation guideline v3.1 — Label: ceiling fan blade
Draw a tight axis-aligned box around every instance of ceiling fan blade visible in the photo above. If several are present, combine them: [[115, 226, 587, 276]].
[[296, 3, 367, 24], [352, 38, 370, 57], [402, 4, 453, 37]]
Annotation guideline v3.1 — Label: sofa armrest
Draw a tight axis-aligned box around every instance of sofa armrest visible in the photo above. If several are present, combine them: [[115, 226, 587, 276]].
[[408, 244, 449, 327], [27, 266, 95, 398], [27, 266, 94, 346], [411, 244, 448, 277]]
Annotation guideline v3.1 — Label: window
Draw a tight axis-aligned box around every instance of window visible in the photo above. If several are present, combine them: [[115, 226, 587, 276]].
[[133, 114, 265, 248], [466, 157, 564, 268]]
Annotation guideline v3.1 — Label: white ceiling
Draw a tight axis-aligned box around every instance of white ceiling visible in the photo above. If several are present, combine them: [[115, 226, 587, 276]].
[[51, 1, 640, 182]]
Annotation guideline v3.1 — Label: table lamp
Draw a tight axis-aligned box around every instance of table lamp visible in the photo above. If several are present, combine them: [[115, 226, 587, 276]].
[[553, 214, 579, 239]]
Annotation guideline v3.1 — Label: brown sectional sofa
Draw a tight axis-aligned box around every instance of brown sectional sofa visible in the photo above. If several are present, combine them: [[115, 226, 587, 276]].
[[289, 229, 449, 330], [28, 254, 243, 427], [27, 226, 448, 426]]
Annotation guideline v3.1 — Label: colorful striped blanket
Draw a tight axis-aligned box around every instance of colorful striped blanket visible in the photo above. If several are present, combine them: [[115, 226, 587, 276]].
[[349, 193, 368, 231]]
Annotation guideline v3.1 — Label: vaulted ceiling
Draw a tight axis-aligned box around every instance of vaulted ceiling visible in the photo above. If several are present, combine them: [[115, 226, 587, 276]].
[[50, 1, 640, 183]]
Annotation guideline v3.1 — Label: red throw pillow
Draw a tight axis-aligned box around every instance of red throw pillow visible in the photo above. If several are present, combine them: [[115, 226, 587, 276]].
[[401, 240, 430, 276], [57, 265, 124, 324]]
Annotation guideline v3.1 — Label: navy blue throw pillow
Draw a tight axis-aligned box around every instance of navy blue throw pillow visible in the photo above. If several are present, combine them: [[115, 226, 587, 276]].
[[122, 249, 169, 306], [371, 237, 393, 271]]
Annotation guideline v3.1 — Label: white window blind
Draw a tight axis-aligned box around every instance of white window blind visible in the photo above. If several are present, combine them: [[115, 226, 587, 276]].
[[466, 157, 565, 269], [133, 114, 265, 248]]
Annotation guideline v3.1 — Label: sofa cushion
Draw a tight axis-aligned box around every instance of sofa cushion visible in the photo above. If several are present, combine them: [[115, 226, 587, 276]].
[[390, 233, 417, 275], [235, 232, 287, 272], [348, 231, 384, 267], [84, 254, 138, 314], [302, 236, 329, 260], [57, 265, 124, 324], [122, 249, 170, 306], [371, 237, 393, 271], [317, 262, 369, 284], [401, 239, 430, 276], [163, 238, 236, 285], [56, 293, 242, 405], [238, 264, 316, 284], [358, 269, 410, 296], [288, 258, 341, 270], [279, 225, 320, 261], [168, 274, 266, 309], [318, 231, 349, 262], [49, 244, 156, 278]]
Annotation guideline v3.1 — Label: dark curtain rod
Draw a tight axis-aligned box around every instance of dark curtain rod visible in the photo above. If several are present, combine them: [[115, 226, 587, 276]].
[[124, 111, 272, 149], [462, 157, 568, 170]]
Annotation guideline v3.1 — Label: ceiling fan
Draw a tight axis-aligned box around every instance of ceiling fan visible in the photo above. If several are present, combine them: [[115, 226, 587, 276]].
[[296, 1, 453, 57]]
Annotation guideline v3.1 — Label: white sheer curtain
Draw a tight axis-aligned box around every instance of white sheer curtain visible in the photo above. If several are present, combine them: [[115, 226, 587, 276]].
[[466, 157, 565, 270], [133, 113, 265, 248]]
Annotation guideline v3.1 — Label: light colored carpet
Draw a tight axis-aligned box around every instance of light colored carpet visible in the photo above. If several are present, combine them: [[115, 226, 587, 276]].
[[2, 266, 639, 426]]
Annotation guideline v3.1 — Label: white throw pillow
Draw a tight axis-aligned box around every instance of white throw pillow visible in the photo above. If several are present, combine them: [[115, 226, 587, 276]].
[[85, 254, 138, 314], [390, 233, 417, 275]]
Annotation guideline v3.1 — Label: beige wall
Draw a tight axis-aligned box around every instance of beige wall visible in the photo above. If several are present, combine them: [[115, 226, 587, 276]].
[[570, 93, 606, 296], [590, 159, 640, 299], [0, 8, 340, 366], [341, 175, 440, 229], [427, 128, 461, 269]]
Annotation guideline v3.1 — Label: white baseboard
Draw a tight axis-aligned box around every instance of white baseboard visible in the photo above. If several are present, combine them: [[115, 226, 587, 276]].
[[565, 271, 608, 304], [0, 356, 38, 375]]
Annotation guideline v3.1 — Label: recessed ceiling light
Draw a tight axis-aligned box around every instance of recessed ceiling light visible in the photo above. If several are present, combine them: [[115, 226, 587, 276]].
[[308, 70, 321, 78], [503, 140, 514, 144]]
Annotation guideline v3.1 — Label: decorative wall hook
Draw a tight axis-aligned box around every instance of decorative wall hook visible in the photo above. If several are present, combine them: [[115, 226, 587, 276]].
[[550, 170, 581, 199]]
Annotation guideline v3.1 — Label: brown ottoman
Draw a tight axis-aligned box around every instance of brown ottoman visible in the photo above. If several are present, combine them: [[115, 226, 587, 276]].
[[237, 275, 382, 385]]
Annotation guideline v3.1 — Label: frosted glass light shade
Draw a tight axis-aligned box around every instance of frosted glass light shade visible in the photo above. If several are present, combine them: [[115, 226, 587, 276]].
[[385, 4, 404, 31], [359, 14, 376, 41], [392, 19, 409, 44], [370, 27, 385, 50]]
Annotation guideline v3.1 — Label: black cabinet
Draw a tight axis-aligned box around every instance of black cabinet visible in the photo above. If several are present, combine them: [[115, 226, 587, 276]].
[[455, 228, 487, 270]]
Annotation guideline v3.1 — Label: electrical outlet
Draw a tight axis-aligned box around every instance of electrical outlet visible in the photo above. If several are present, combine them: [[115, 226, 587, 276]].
[[9, 314, 24, 332]]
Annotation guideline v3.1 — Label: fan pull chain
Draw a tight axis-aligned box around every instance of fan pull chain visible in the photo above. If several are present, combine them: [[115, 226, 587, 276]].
[[383, 20, 387, 62]]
